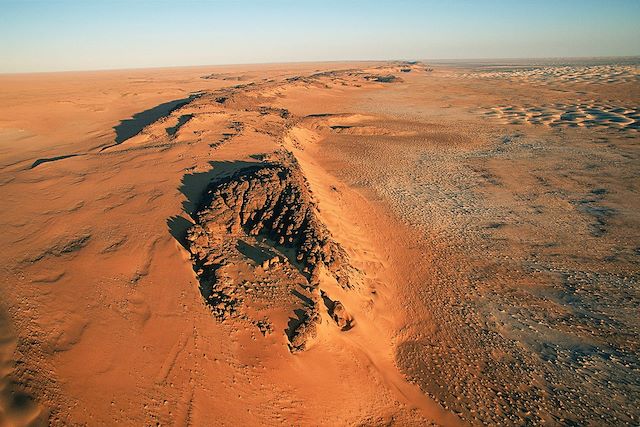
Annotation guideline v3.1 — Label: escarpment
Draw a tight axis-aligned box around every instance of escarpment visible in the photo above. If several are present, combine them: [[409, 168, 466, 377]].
[[186, 157, 355, 351]]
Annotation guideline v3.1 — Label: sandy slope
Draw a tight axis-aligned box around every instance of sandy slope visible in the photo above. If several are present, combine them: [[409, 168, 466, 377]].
[[0, 59, 638, 426]]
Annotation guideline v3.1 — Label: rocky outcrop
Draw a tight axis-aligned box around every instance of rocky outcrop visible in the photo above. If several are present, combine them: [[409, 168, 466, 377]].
[[185, 157, 356, 351], [188, 159, 352, 289], [287, 305, 322, 353], [329, 300, 353, 331], [364, 74, 402, 83]]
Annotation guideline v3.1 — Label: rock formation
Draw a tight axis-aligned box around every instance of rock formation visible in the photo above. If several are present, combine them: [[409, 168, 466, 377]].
[[186, 156, 355, 351]]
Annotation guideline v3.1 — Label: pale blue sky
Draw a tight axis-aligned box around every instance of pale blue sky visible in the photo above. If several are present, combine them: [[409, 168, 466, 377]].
[[1, 0, 639, 72]]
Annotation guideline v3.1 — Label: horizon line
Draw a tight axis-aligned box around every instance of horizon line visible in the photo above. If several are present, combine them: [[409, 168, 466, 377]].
[[2, 54, 639, 76]]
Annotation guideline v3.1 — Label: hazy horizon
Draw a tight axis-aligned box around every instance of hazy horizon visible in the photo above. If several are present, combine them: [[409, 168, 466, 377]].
[[3, 55, 640, 76], [2, 0, 640, 73]]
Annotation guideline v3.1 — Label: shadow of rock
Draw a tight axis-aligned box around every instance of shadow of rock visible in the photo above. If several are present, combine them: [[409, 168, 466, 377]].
[[31, 154, 80, 169], [167, 215, 193, 249], [179, 160, 260, 216], [236, 239, 274, 265], [166, 114, 194, 137], [166, 160, 260, 252], [285, 308, 309, 341], [103, 93, 200, 151]]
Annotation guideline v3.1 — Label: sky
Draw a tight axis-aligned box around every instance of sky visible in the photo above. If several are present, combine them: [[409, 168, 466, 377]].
[[1, 0, 639, 73]]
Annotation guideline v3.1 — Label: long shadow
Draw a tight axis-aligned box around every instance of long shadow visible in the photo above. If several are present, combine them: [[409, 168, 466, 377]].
[[166, 114, 194, 137], [179, 160, 261, 216], [284, 286, 319, 343], [292, 289, 315, 307], [167, 215, 193, 249], [237, 239, 275, 265], [166, 160, 263, 255], [103, 93, 199, 151], [31, 154, 81, 169], [286, 308, 309, 341]]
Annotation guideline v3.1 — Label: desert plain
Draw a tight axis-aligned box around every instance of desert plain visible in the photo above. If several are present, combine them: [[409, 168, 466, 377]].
[[0, 58, 638, 426]]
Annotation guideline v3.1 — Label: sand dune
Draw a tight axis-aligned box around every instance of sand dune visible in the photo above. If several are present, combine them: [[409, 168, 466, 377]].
[[481, 101, 639, 130], [460, 63, 640, 85], [0, 59, 638, 425]]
